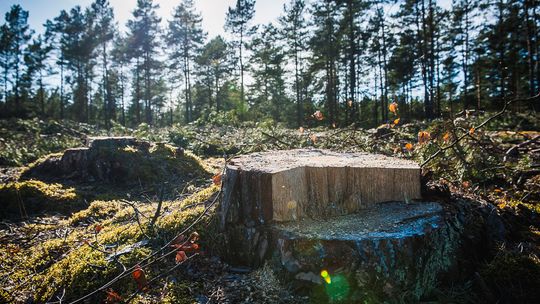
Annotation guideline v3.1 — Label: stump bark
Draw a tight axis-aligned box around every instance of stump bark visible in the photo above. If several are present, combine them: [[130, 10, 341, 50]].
[[218, 149, 464, 302]]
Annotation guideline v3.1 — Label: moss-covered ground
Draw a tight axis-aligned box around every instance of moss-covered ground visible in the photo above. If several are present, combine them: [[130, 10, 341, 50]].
[[0, 183, 220, 303], [0, 180, 81, 219]]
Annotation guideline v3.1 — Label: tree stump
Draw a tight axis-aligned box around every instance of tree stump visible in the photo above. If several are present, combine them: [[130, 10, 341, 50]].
[[21, 137, 199, 185], [219, 149, 464, 302], [221, 149, 421, 225]]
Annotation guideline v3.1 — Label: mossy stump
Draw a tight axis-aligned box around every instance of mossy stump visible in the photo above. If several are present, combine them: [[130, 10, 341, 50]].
[[219, 149, 462, 302], [22, 137, 205, 185]]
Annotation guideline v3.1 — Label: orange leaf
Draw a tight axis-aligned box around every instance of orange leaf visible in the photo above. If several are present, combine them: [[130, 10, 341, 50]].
[[177, 243, 200, 252], [309, 134, 317, 143], [132, 265, 147, 291], [462, 181, 471, 189], [469, 127, 475, 135], [443, 132, 451, 143], [389, 102, 398, 115], [393, 118, 400, 125], [175, 250, 188, 263], [105, 289, 122, 304], [189, 231, 200, 242], [212, 173, 222, 186], [94, 224, 103, 233], [418, 131, 431, 144], [313, 110, 324, 121], [405, 143, 414, 151]]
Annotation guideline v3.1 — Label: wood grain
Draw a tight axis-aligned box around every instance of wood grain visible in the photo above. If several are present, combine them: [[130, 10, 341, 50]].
[[221, 149, 421, 224]]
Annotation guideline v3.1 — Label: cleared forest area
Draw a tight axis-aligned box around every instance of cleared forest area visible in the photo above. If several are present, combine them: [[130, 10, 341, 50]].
[[0, 0, 539, 303]]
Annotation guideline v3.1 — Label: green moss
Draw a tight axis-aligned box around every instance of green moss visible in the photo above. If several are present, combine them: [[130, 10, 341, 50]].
[[0, 180, 80, 218], [68, 200, 123, 225], [23, 152, 63, 172], [157, 185, 220, 241], [0, 238, 75, 302], [88, 142, 210, 186], [160, 282, 198, 304], [501, 198, 540, 214], [34, 245, 114, 302], [150, 142, 177, 157], [28, 234, 154, 302], [0, 288, 12, 303]]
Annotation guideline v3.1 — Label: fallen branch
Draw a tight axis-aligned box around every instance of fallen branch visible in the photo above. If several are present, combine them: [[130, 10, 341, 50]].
[[503, 134, 540, 162], [260, 131, 292, 148], [119, 200, 151, 239], [421, 93, 540, 167]]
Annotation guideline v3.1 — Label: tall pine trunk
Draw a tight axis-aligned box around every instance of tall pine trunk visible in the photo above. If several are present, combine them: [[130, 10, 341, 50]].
[[135, 57, 141, 124], [347, 0, 356, 125], [524, 0, 536, 96], [294, 28, 302, 126]]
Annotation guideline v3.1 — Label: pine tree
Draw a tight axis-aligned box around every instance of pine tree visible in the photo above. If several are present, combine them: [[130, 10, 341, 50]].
[[127, 0, 162, 125], [4, 5, 33, 115], [111, 35, 130, 126], [248, 24, 288, 122], [279, 0, 308, 126], [225, 0, 256, 106], [0, 24, 11, 104], [50, 7, 97, 123], [310, 0, 340, 124], [167, 0, 206, 123], [452, 0, 479, 109], [24, 35, 52, 116], [195, 36, 230, 112], [90, 0, 115, 127]]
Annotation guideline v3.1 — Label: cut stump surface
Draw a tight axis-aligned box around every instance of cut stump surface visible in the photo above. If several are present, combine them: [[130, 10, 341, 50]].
[[222, 149, 421, 224]]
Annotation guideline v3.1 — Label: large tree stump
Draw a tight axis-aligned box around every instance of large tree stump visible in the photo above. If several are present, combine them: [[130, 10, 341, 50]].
[[221, 149, 421, 225], [218, 149, 465, 302]]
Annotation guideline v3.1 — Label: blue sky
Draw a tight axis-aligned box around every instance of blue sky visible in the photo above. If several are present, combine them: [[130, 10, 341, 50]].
[[0, 0, 288, 38]]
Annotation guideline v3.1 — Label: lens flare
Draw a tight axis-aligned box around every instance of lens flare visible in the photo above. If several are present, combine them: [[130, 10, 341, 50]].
[[320, 270, 331, 284]]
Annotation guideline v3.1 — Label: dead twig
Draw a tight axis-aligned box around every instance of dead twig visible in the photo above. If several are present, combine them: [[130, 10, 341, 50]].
[[119, 200, 151, 239], [260, 131, 292, 148], [504, 134, 540, 161], [148, 186, 165, 230], [421, 93, 540, 167]]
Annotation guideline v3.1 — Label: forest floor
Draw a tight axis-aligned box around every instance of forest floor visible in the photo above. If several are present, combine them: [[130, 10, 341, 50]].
[[0, 112, 539, 303]]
